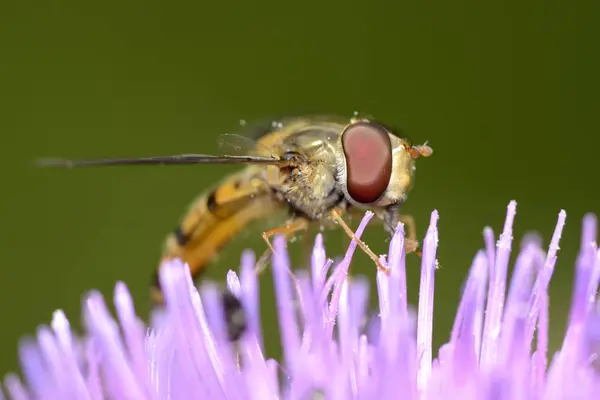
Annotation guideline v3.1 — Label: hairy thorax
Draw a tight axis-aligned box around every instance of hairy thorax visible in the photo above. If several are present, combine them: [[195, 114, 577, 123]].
[[267, 161, 345, 221]]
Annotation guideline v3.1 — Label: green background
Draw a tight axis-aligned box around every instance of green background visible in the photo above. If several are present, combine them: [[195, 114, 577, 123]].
[[0, 1, 598, 377]]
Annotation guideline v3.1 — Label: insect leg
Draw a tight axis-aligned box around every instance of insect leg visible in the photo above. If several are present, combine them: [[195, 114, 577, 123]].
[[349, 208, 421, 257], [395, 214, 440, 268], [329, 209, 390, 274], [255, 218, 310, 275], [395, 213, 441, 269], [396, 214, 421, 255]]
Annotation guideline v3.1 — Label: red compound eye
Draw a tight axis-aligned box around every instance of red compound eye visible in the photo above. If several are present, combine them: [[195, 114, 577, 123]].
[[341, 121, 393, 204]]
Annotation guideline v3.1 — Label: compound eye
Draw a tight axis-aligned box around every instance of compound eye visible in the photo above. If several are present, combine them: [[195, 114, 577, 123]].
[[341, 121, 393, 204]]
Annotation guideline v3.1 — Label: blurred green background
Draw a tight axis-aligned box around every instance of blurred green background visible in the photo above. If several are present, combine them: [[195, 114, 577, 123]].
[[0, 0, 598, 377]]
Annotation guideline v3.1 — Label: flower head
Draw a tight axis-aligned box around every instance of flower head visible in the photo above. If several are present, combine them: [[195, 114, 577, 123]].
[[3, 201, 600, 399]]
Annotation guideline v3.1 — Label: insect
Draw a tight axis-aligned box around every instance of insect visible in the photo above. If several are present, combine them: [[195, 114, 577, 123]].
[[38, 116, 433, 305]]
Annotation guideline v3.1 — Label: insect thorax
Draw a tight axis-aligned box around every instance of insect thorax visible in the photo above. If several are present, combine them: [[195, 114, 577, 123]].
[[259, 119, 349, 220], [273, 161, 346, 221]]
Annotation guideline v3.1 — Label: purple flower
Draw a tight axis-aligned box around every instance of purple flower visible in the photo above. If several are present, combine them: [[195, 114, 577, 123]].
[[3, 201, 600, 399]]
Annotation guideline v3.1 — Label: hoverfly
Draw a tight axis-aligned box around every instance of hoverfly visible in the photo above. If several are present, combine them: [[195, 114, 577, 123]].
[[38, 116, 433, 305]]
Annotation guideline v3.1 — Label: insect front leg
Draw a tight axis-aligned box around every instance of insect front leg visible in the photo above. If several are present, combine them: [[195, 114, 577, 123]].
[[349, 207, 420, 256], [329, 209, 390, 274], [396, 214, 421, 254], [382, 207, 441, 269], [379, 206, 422, 255], [350, 208, 421, 256]]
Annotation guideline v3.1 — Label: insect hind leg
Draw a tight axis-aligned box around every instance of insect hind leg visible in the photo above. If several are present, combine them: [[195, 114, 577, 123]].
[[255, 218, 310, 275]]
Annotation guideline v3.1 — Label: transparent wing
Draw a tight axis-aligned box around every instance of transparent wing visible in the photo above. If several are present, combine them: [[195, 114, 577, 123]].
[[217, 132, 314, 166], [36, 125, 322, 169], [216, 133, 277, 158], [35, 153, 285, 168]]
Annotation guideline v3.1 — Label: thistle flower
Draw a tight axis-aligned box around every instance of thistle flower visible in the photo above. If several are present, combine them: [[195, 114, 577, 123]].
[[3, 201, 600, 399]]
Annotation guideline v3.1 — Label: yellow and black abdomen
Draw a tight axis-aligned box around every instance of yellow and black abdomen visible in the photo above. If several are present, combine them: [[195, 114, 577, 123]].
[[151, 166, 282, 303]]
